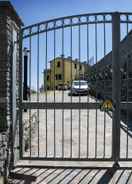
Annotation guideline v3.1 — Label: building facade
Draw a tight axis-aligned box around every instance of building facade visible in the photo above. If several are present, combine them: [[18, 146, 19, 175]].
[[91, 30, 132, 101], [44, 56, 90, 90]]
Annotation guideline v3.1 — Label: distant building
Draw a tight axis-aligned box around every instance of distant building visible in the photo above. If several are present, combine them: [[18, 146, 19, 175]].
[[91, 30, 132, 100], [93, 30, 132, 72], [44, 56, 90, 90]]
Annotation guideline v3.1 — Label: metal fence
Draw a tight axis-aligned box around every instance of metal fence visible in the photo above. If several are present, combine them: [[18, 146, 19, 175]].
[[18, 12, 132, 162]]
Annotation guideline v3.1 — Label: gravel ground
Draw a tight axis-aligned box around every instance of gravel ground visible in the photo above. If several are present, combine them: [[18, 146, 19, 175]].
[[22, 90, 132, 159]]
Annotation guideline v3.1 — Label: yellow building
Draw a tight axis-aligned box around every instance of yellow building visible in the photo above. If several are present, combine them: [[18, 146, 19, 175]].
[[44, 56, 90, 90]]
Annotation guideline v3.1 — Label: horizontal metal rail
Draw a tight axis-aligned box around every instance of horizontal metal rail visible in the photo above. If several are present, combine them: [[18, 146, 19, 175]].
[[23, 21, 111, 39], [22, 12, 132, 31], [23, 20, 132, 39], [22, 102, 101, 109], [22, 12, 132, 39], [120, 102, 132, 110], [21, 157, 113, 161], [21, 102, 132, 110], [22, 12, 113, 31]]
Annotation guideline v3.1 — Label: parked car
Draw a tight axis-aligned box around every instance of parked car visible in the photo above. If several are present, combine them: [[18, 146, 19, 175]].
[[69, 80, 90, 96]]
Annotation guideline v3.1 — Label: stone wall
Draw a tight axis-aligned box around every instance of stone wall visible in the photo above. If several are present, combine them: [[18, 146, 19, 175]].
[[0, 1, 23, 178], [0, 1, 23, 129], [0, 11, 8, 123]]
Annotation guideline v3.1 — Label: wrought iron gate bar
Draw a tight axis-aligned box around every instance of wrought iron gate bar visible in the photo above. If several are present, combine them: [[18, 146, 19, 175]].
[[103, 15, 106, 158], [62, 20, 64, 158], [120, 102, 132, 110], [126, 16, 129, 159], [18, 12, 132, 163], [21, 102, 101, 109], [70, 20, 73, 158], [45, 29, 48, 158], [23, 12, 113, 29], [37, 26, 40, 157], [22, 20, 132, 39], [112, 12, 120, 162], [21, 157, 113, 161], [78, 17, 81, 158], [53, 21, 56, 158], [19, 30, 23, 159], [86, 16, 90, 158], [22, 15, 132, 39], [95, 15, 98, 158], [22, 21, 112, 39], [29, 28, 32, 157], [22, 12, 132, 31]]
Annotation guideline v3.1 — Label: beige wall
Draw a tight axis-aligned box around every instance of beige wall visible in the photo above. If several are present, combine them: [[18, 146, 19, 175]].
[[64, 60, 85, 85]]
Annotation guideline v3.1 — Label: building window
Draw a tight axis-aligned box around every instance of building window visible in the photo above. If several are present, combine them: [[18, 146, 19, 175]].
[[47, 75, 49, 81], [74, 64, 77, 69], [80, 65, 82, 70], [55, 74, 62, 80], [57, 61, 60, 67], [58, 74, 62, 80]]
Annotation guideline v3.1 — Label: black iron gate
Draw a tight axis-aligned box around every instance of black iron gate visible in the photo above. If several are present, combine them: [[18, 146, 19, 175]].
[[18, 12, 132, 162]]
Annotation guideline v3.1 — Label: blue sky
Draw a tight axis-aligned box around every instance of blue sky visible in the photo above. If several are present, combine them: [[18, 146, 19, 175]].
[[10, 0, 132, 90], [11, 0, 132, 27]]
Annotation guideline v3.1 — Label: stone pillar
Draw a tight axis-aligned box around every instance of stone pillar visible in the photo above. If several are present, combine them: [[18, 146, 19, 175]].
[[0, 1, 23, 179], [0, 1, 23, 129]]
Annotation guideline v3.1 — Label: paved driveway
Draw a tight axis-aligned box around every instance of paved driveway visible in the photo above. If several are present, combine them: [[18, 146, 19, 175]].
[[22, 90, 132, 159]]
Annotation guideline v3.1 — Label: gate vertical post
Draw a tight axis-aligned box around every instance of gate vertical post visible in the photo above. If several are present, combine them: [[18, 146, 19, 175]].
[[23, 48, 28, 101], [112, 12, 121, 163], [19, 29, 23, 159]]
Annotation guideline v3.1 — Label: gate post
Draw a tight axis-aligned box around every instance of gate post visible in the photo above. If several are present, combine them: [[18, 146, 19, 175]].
[[23, 48, 28, 101], [112, 12, 121, 164], [19, 29, 23, 159]]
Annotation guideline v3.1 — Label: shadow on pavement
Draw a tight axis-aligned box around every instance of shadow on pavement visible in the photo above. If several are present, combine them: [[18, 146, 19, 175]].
[[9, 165, 132, 184]]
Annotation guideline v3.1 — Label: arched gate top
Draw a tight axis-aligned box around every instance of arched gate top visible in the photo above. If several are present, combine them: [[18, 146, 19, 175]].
[[22, 12, 132, 39]]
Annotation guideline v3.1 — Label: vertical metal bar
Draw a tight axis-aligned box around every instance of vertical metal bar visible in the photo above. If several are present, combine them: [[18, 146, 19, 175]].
[[54, 22, 56, 158], [126, 56, 129, 159], [70, 19, 73, 158], [19, 29, 23, 159], [87, 16, 89, 158], [37, 26, 40, 157], [29, 28, 32, 157], [23, 50, 28, 101], [62, 20, 64, 158], [103, 111, 106, 158], [45, 25, 48, 157], [78, 18, 81, 158], [95, 15, 98, 158], [103, 15, 106, 158], [112, 12, 121, 163], [53, 24, 56, 158], [126, 15, 129, 159]]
